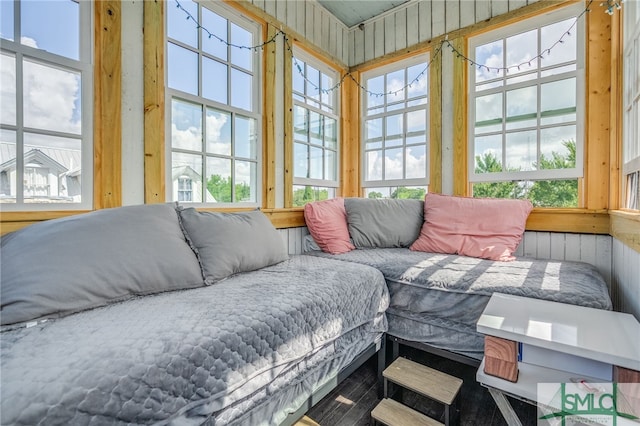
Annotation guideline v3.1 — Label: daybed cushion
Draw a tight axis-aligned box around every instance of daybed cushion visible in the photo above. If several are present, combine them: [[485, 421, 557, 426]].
[[1, 255, 389, 425], [177, 207, 289, 284], [345, 198, 424, 248], [0, 203, 204, 326], [304, 197, 355, 254], [411, 193, 533, 261]]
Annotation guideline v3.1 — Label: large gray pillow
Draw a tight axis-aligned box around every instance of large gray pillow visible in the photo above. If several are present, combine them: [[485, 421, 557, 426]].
[[0, 204, 204, 326], [177, 208, 289, 284], [344, 198, 424, 248]]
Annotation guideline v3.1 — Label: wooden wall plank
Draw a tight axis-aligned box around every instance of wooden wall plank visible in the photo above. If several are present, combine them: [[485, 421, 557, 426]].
[[384, 15, 395, 55], [595, 234, 613, 288], [565, 233, 582, 261], [95, 0, 122, 209], [476, 0, 491, 23], [452, 37, 467, 196], [321, 10, 330, 52], [263, 24, 277, 209], [283, 37, 293, 207], [580, 234, 597, 267], [418, 0, 432, 43], [491, 0, 509, 18], [461, 2, 475, 28], [610, 211, 640, 253], [337, 26, 344, 64], [305, 2, 314, 43], [536, 231, 551, 258], [296, 0, 305, 36], [143, 0, 164, 204], [313, 5, 322, 48], [330, 21, 338, 59], [508, 0, 527, 12], [364, 23, 375, 63], [374, 20, 385, 58], [523, 231, 537, 257], [406, 3, 419, 48], [253, 0, 265, 12], [429, 45, 442, 194], [348, 30, 356, 68], [526, 210, 610, 234], [340, 70, 361, 197], [550, 232, 565, 259], [275, 0, 286, 24], [395, 9, 407, 51], [286, 0, 297, 30], [445, 0, 460, 34], [354, 25, 365, 65], [431, 0, 445, 38], [264, 0, 276, 19]]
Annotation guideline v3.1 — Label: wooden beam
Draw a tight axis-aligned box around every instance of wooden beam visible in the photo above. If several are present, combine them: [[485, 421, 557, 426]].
[[143, 0, 165, 204], [283, 35, 294, 207], [585, 3, 612, 210], [610, 211, 640, 253], [526, 209, 610, 234], [609, 9, 623, 210], [452, 37, 468, 196], [94, 0, 122, 209], [429, 44, 442, 194], [263, 24, 278, 209], [341, 70, 361, 197]]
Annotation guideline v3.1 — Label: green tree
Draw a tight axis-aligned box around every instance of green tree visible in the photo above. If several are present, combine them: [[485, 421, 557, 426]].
[[292, 186, 329, 206], [368, 191, 384, 199], [207, 174, 252, 203], [473, 152, 523, 199], [390, 187, 426, 200], [528, 140, 578, 207]]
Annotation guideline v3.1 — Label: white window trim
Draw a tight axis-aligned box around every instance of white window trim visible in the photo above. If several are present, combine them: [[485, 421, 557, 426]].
[[467, 2, 585, 184], [0, 1, 93, 211], [360, 53, 431, 189], [623, 3, 640, 177], [165, 0, 262, 207], [292, 48, 340, 189]]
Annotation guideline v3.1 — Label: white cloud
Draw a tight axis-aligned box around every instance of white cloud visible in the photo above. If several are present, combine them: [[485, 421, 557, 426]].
[[1, 53, 16, 125], [171, 123, 201, 151]]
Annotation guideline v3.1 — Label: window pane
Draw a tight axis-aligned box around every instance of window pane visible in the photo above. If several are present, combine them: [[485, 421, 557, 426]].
[[475, 93, 503, 133], [407, 63, 428, 99], [325, 150, 336, 181], [205, 108, 231, 155], [541, 78, 576, 125], [367, 75, 384, 112], [541, 18, 576, 68], [22, 0, 79, 60], [387, 69, 405, 104], [23, 59, 81, 135], [167, 0, 198, 48], [1, 53, 16, 126], [292, 185, 335, 206], [475, 40, 503, 83], [407, 110, 426, 133], [202, 58, 227, 104], [506, 29, 537, 72], [24, 132, 81, 203], [306, 64, 320, 102], [230, 69, 252, 110], [235, 160, 256, 202], [325, 117, 337, 149], [475, 134, 503, 173], [366, 150, 382, 181], [230, 23, 252, 71], [294, 142, 309, 178], [309, 146, 323, 179], [0, 130, 16, 202], [235, 116, 256, 159], [206, 156, 231, 202], [506, 86, 537, 130], [385, 148, 403, 179], [1, 1, 13, 41], [294, 105, 308, 142], [321, 73, 333, 108], [540, 126, 576, 169], [202, 8, 227, 60], [505, 130, 537, 171], [406, 145, 426, 179], [171, 99, 202, 151], [293, 61, 305, 96], [366, 118, 382, 140], [386, 114, 403, 137], [309, 111, 322, 146], [168, 43, 198, 96]]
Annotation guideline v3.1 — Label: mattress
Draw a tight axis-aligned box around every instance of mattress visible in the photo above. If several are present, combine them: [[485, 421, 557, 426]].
[[307, 248, 612, 359], [0, 255, 389, 426]]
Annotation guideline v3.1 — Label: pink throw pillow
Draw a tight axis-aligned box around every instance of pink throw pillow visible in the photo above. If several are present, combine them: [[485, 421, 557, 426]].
[[304, 198, 355, 254], [410, 193, 533, 261]]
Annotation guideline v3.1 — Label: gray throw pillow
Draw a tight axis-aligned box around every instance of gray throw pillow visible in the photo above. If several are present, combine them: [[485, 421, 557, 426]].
[[344, 198, 424, 248], [177, 208, 289, 284], [0, 204, 204, 326]]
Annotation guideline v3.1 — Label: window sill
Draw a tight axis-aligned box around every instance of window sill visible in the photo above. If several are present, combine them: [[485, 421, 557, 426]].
[[525, 208, 610, 234], [609, 210, 640, 253]]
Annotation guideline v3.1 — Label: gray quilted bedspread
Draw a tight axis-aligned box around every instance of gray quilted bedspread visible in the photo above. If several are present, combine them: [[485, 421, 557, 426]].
[[0, 256, 389, 426]]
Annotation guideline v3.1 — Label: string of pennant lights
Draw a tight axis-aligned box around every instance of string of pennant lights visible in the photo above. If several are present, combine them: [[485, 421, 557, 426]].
[[174, 0, 613, 97]]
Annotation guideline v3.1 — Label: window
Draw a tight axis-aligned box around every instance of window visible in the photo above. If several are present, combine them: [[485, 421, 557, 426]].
[[468, 3, 585, 207], [166, 0, 261, 205], [291, 49, 340, 206], [623, 0, 640, 210], [0, 0, 92, 209], [361, 54, 430, 199]]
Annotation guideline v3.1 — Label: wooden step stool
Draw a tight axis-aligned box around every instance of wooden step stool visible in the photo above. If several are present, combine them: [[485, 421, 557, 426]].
[[371, 357, 463, 426]]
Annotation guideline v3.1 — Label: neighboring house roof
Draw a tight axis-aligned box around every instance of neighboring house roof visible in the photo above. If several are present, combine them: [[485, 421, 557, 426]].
[[172, 165, 217, 203], [0, 142, 81, 174], [0, 148, 68, 174]]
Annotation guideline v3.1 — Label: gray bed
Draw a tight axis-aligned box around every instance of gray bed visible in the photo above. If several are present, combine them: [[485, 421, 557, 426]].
[[1, 255, 389, 425], [307, 248, 612, 361]]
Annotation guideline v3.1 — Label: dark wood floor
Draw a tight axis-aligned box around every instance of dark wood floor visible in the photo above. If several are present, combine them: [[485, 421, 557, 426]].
[[305, 346, 537, 425]]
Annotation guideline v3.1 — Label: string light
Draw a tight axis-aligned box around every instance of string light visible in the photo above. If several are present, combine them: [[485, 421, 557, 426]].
[[174, 0, 617, 95]]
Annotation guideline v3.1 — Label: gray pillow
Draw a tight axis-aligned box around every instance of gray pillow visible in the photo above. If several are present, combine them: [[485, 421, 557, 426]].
[[344, 198, 424, 248], [0, 204, 204, 326], [177, 208, 289, 284]]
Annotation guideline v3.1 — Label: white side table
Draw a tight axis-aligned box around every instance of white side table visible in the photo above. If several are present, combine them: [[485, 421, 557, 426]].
[[476, 293, 640, 425]]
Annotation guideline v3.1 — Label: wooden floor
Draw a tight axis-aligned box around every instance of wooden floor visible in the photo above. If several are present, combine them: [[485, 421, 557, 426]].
[[304, 346, 537, 426]]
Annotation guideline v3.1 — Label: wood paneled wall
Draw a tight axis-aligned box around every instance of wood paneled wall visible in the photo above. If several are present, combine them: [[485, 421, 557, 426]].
[[612, 238, 640, 321]]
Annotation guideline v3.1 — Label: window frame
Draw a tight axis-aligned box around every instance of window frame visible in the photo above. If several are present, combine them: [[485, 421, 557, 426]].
[[291, 47, 340, 203], [623, 0, 640, 210], [0, 0, 93, 211], [165, 0, 262, 207], [467, 2, 586, 188], [360, 53, 431, 193]]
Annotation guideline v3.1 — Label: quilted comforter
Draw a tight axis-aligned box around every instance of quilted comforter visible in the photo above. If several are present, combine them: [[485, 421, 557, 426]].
[[1, 255, 389, 426]]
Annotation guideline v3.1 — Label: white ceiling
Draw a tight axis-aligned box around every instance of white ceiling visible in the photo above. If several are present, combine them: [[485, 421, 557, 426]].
[[316, 0, 411, 28]]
